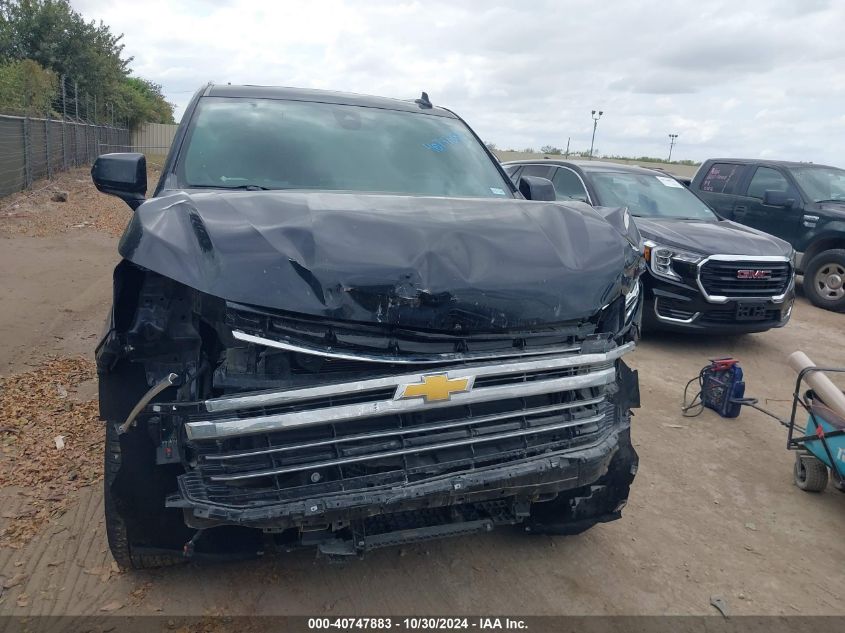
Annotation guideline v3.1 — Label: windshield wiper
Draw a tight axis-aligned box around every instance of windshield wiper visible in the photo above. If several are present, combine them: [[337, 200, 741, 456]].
[[630, 214, 709, 221], [815, 199, 845, 204], [191, 184, 273, 191]]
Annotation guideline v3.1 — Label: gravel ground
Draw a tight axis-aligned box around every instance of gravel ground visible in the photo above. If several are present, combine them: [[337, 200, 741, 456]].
[[0, 169, 842, 620]]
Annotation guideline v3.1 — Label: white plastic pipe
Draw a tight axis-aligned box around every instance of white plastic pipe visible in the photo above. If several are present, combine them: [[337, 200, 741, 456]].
[[787, 351, 845, 420]]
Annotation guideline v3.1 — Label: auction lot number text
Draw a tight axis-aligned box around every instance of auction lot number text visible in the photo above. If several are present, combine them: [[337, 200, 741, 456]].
[[308, 618, 528, 630]]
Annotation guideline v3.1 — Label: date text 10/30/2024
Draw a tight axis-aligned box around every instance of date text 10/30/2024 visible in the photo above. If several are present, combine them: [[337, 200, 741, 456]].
[[307, 618, 528, 630]]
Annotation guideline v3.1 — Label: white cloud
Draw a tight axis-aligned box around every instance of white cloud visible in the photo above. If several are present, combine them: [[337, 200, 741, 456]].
[[72, 0, 845, 164]]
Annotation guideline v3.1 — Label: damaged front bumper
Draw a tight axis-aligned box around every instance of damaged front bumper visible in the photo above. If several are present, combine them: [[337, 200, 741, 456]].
[[170, 425, 637, 554], [151, 340, 639, 552]]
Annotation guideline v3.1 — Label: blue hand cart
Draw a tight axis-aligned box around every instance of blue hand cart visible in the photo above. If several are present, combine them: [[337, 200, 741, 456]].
[[785, 367, 845, 492]]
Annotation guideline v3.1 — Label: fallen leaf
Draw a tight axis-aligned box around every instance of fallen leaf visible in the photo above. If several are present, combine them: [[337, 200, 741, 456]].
[[3, 573, 27, 589], [0, 358, 103, 546], [100, 600, 123, 612]]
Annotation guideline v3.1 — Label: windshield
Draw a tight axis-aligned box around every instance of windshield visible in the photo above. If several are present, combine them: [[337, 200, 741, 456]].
[[789, 165, 845, 203], [178, 97, 512, 199], [590, 172, 716, 220]]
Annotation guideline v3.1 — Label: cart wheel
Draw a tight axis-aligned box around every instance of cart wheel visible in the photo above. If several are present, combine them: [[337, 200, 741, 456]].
[[832, 469, 845, 493], [794, 454, 828, 492]]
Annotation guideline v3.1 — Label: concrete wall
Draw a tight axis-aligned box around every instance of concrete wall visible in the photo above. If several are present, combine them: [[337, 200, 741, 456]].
[[130, 122, 179, 161]]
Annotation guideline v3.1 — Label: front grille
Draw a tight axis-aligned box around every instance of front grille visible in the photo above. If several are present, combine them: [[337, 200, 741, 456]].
[[174, 343, 632, 509], [698, 260, 791, 298], [186, 394, 614, 507], [226, 302, 593, 363]]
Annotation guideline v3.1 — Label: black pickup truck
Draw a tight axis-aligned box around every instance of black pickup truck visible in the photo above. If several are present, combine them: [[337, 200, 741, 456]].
[[92, 85, 643, 568], [692, 159, 845, 312]]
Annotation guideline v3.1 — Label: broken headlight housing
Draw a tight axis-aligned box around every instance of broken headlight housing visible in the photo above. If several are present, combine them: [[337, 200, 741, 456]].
[[643, 240, 703, 281], [625, 280, 641, 322]]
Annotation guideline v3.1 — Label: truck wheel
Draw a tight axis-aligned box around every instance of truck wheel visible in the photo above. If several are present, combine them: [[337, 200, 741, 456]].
[[793, 453, 828, 492], [104, 420, 187, 569], [803, 250, 845, 312]]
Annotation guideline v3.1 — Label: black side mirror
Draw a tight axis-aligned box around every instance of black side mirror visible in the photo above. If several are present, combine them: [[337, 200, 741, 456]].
[[91, 153, 147, 210], [763, 189, 795, 208], [518, 176, 556, 202]]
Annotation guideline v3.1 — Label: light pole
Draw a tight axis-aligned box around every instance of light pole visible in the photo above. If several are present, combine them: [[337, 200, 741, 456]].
[[668, 133, 678, 162], [589, 110, 603, 158]]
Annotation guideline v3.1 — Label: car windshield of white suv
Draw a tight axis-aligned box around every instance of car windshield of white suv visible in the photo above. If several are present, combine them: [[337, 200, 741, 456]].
[[178, 97, 513, 199], [590, 172, 716, 220], [789, 165, 845, 203]]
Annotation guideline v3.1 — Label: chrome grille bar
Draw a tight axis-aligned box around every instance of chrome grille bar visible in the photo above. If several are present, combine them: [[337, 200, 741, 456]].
[[232, 330, 582, 365], [185, 367, 616, 440], [207, 412, 607, 482], [201, 396, 606, 462], [201, 342, 634, 414]]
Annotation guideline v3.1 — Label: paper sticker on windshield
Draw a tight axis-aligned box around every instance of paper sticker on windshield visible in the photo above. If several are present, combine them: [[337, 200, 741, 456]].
[[656, 176, 683, 188], [490, 187, 506, 195]]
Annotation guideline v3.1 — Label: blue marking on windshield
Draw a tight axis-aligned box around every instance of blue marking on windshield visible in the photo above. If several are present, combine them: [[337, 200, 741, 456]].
[[423, 132, 462, 152]]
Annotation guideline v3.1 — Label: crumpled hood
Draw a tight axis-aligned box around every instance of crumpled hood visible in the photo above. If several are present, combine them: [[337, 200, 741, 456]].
[[119, 190, 639, 329], [634, 217, 792, 257]]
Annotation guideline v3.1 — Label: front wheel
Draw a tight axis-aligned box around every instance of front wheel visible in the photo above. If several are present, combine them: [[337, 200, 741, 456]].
[[104, 421, 188, 569], [793, 453, 828, 492], [803, 249, 845, 312]]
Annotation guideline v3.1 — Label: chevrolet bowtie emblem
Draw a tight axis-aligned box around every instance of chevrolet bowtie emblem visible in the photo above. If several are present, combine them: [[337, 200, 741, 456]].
[[396, 374, 473, 403]]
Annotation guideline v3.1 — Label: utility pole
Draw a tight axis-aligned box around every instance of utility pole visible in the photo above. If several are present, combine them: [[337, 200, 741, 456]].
[[564, 137, 571, 158], [589, 110, 603, 159], [668, 133, 679, 162]]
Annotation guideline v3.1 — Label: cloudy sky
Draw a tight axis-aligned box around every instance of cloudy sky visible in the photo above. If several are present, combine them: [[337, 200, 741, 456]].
[[74, 0, 845, 164]]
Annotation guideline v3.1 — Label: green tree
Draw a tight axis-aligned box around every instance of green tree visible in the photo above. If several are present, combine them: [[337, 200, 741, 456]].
[[0, 57, 56, 114], [119, 76, 175, 124], [0, 0, 172, 126]]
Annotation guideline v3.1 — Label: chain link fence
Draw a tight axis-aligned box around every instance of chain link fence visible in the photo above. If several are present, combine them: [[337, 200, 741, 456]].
[[0, 74, 131, 198]]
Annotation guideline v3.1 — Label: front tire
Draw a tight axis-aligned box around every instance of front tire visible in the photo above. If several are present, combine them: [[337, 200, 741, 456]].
[[793, 453, 828, 492], [803, 249, 845, 312], [104, 421, 187, 570]]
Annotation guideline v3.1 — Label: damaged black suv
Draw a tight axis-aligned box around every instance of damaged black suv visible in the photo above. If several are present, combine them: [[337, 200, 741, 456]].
[[93, 84, 644, 569]]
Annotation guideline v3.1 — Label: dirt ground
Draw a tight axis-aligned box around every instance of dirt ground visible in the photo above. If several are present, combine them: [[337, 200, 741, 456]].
[[0, 168, 843, 619]]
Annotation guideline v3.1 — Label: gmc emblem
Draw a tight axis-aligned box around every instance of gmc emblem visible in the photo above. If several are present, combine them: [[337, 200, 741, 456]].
[[736, 269, 773, 280]]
